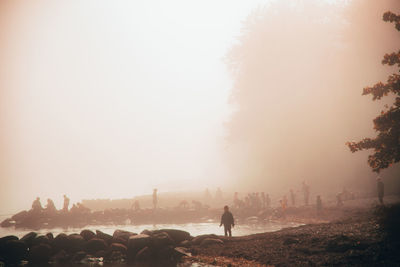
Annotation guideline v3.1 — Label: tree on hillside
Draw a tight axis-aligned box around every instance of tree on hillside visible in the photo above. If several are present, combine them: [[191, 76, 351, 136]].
[[347, 11, 400, 172]]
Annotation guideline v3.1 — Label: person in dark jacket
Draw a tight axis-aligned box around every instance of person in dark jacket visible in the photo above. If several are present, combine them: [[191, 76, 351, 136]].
[[377, 177, 384, 205], [220, 205, 234, 237]]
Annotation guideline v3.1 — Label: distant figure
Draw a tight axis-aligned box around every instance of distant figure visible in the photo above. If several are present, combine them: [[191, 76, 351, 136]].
[[153, 189, 158, 209], [336, 193, 343, 207], [46, 199, 57, 214], [290, 189, 296, 206], [132, 200, 140, 211], [215, 188, 223, 201], [220, 205, 234, 237], [316, 195, 322, 215], [377, 177, 384, 205], [302, 181, 310, 206], [261, 192, 266, 209], [266, 194, 271, 208], [63, 195, 70, 212], [32, 197, 43, 211]]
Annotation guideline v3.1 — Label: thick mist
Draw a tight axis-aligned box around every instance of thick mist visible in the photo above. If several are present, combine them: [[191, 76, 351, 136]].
[[225, 0, 400, 196]]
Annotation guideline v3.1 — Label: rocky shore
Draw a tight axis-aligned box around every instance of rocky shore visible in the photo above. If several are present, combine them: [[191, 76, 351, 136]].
[[0, 197, 399, 266]]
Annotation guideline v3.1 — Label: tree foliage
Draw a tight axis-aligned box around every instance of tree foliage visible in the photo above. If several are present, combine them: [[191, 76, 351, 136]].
[[347, 11, 400, 172]]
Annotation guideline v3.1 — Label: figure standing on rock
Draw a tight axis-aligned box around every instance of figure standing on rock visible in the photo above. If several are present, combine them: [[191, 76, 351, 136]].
[[31, 197, 43, 212], [153, 189, 158, 210], [63, 194, 70, 212], [220, 205, 234, 237], [377, 177, 384, 205]]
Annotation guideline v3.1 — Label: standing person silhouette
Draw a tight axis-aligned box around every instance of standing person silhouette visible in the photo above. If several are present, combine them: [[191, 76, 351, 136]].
[[219, 205, 234, 237], [63, 195, 70, 212]]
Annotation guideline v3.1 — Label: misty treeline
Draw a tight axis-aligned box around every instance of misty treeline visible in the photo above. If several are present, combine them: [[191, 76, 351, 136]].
[[224, 0, 400, 194]]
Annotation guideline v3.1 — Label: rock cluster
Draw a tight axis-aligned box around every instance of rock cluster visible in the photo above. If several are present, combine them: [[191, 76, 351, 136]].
[[0, 228, 194, 265]]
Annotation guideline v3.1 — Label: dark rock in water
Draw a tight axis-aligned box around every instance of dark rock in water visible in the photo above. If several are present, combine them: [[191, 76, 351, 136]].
[[86, 238, 108, 254], [68, 234, 86, 252], [179, 240, 191, 247], [96, 230, 113, 244], [151, 232, 174, 249], [128, 234, 151, 254], [51, 249, 69, 263], [95, 250, 106, 258], [112, 236, 127, 246], [53, 233, 70, 252], [0, 235, 19, 252], [11, 210, 28, 221], [106, 250, 126, 262], [0, 218, 14, 227], [135, 246, 152, 261], [72, 251, 87, 263], [191, 234, 219, 245], [29, 243, 52, 264], [174, 247, 191, 257], [153, 229, 191, 244], [32, 235, 51, 247], [21, 232, 37, 246], [80, 229, 95, 241], [110, 243, 128, 254], [2, 240, 28, 263], [140, 229, 153, 236], [156, 245, 175, 260], [113, 229, 137, 242], [46, 232, 54, 241], [200, 238, 224, 247]]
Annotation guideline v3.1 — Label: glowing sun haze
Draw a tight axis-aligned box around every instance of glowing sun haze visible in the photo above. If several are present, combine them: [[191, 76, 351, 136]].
[[0, 0, 276, 213]]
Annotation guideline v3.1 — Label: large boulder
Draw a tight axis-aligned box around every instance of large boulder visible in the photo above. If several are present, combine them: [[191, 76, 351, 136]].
[[110, 243, 128, 254], [46, 232, 54, 241], [2, 240, 28, 263], [21, 232, 37, 246], [153, 229, 191, 244], [113, 230, 137, 242], [53, 233, 70, 252], [0, 235, 19, 252], [68, 234, 86, 252], [80, 229, 95, 241], [29, 243, 52, 264], [85, 238, 108, 254], [32, 235, 51, 247], [11, 210, 29, 221], [128, 234, 151, 254], [51, 249, 69, 263], [135, 246, 152, 261], [96, 230, 113, 244], [151, 232, 174, 249]]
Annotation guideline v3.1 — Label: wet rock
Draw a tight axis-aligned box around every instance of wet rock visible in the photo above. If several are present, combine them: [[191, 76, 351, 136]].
[[68, 234, 86, 252], [113, 229, 137, 242], [128, 234, 151, 253], [0, 218, 14, 227], [86, 238, 108, 254], [0, 235, 19, 253], [53, 233, 70, 252], [32, 235, 51, 247], [156, 245, 175, 260], [96, 230, 113, 244], [151, 232, 174, 249], [2, 240, 28, 263], [153, 229, 191, 244], [72, 251, 87, 262], [29, 243, 52, 264], [80, 229, 95, 241], [21, 232, 37, 246], [95, 250, 106, 258], [46, 232, 54, 241], [200, 238, 224, 247], [135, 246, 152, 261], [174, 247, 192, 257], [110, 243, 128, 254], [140, 229, 153, 235], [51, 249, 69, 263], [106, 250, 126, 262], [179, 240, 191, 247]]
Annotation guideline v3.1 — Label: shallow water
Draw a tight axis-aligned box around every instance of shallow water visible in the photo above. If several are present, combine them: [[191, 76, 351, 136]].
[[0, 218, 301, 238]]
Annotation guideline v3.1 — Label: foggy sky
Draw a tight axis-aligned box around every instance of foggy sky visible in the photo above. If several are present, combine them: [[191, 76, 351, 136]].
[[1, 0, 399, 214]]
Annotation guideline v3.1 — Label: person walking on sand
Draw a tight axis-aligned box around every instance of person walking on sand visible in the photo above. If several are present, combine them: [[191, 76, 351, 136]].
[[377, 177, 384, 205], [220, 205, 234, 237]]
